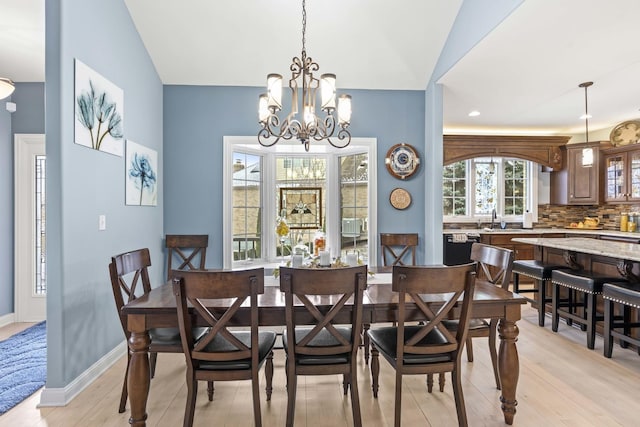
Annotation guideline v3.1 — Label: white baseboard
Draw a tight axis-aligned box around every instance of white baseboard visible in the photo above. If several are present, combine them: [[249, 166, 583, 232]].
[[38, 341, 127, 407], [0, 312, 16, 328]]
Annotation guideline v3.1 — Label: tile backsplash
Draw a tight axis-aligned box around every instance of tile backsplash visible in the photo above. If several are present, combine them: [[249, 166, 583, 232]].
[[446, 204, 640, 231]]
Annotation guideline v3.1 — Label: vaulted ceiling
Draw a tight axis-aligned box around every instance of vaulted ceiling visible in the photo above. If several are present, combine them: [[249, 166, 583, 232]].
[[2, 0, 640, 137]]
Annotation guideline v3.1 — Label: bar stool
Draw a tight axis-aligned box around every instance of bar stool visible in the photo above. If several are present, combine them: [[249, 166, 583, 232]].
[[551, 269, 625, 349], [512, 260, 569, 327], [603, 281, 640, 358]]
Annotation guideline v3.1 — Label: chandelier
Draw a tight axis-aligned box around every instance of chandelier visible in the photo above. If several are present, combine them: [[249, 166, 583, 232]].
[[0, 78, 15, 100], [258, 0, 352, 152]]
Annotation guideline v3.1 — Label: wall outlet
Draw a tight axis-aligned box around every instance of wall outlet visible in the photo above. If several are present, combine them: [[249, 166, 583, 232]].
[[99, 215, 106, 230]]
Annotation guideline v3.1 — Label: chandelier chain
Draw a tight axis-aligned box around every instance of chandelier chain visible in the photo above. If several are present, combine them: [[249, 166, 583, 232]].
[[301, 0, 307, 53]]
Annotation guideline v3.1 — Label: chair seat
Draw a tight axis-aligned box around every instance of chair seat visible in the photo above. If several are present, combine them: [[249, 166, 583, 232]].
[[603, 281, 640, 308], [283, 327, 352, 365], [551, 269, 623, 294], [368, 326, 453, 364], [149, 327, 208, 346], [512, 260, 567, 280], [197, 331, 277, 371], [441, 318, 489, 331]]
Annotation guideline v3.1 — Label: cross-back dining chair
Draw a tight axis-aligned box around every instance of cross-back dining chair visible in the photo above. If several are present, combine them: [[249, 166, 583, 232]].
[[173, 268, 276, 427], [380, 233, 418, 267], [362, 233, 420, 365], [108, 248, 210, 414], [367, 263, 477, 427], [279, 265, 367, 427], [428, 242, 515, 392], [165, 234, 209, 280]]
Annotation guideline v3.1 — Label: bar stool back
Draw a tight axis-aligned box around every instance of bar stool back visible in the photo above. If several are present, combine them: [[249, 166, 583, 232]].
[[512, 260, 568, 327], [603, 281, 640, 358]]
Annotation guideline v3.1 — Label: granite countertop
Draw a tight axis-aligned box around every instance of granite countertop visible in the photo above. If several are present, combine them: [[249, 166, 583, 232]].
[[444, 228, 640, 238], [511, 237, 640, 262]]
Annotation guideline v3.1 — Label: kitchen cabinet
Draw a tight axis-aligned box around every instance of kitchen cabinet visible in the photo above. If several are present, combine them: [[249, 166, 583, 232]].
[[551, 142, 606, 205], [602, 145, 640, 203]]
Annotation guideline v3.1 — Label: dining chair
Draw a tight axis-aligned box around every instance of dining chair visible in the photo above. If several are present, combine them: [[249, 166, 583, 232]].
[[429, 243, 514, 392], [367, 263, 477, 427], [165, 234, 208, 280], [380, 233, 418, 266], [108, 248, 210, 414], [173, 268, 276, 427], [361, 233, 420, 365], [279, 265, 367, 427]]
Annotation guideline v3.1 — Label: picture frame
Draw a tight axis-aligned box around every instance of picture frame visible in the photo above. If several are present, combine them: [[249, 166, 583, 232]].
[[74, 59, 124, 156], [125, 140, 158, 206], [280, 187, 322, 229]]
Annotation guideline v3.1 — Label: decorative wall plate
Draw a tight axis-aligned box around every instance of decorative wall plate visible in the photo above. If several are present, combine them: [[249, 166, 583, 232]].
[[385, 143, 420, 179], [609, 120, 640, 146], [389, 188, 412, 210]]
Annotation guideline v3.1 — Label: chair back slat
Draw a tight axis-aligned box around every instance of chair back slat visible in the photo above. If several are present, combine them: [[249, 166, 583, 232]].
[[279, 266, 367, 358], [380, 233, 418, 266], [166, 234, 209, 280], [109, 248, 153, 338], [173, 268, 263, 366], [393, 263, 476, 360], [470, 242, 514, 289]]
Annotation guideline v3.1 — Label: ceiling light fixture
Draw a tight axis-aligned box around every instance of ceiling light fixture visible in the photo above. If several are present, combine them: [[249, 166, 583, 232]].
[[468, 110, 480, 117], [579, 81, 594, 166], [0, 78, 15, 100], [258, 0, 352, 152]]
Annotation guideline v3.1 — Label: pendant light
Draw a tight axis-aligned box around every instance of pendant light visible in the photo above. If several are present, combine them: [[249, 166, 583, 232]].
[[579, 81, 594, 167]]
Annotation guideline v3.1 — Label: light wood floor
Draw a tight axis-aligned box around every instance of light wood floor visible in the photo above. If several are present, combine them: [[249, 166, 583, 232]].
[[1, 305, 640, 426]]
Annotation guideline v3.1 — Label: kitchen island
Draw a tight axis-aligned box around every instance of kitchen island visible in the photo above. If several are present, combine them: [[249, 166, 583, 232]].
[[511, 236, 640, 349]]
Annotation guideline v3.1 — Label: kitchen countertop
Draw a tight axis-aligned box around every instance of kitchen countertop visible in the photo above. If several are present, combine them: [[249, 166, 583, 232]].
[[444, 228, 640, 239], [511, 237, 640, 262]]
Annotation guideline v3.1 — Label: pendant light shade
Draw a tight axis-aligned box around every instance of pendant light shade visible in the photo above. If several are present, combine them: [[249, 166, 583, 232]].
[[0, 78, 15, 100]]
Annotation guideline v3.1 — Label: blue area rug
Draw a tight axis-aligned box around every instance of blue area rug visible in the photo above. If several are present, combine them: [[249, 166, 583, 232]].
[[0, 322, 46, 414]]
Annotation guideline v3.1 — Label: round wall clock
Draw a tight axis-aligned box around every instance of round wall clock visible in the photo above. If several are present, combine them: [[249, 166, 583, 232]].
[[385, 143, 420, 179], [389, 188, 412, 210]]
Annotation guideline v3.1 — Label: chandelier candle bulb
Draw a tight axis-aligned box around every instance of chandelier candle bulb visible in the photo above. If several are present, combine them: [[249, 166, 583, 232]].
[[267, 74, 283, 110]]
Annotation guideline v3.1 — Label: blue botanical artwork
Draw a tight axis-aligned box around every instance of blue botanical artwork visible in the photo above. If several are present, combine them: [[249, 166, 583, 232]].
[[74, 59, 124, 156], [126, 140, 158, 206]]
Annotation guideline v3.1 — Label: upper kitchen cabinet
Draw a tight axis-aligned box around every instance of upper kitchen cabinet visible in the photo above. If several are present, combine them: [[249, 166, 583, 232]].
[[602, 144, 640, 203], [551, 141, 608, 205]]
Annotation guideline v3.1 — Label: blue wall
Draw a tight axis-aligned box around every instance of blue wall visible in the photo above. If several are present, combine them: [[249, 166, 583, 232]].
[[0, 83, 45, 318], [45, 0, 164, 388], [163, 86, 427, 266]]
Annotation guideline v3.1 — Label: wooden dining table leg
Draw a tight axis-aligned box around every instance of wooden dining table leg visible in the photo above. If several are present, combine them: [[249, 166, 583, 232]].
[[497, 312, 520, 425], [127, 315, 151, 427]]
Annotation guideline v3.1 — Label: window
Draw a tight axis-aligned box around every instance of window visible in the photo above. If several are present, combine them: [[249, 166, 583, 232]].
[[223, 137, 377, 269], [443, 157, 537, 222]]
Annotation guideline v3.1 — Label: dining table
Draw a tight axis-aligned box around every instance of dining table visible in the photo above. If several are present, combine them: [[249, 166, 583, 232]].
[[121, 271, 527, 426]]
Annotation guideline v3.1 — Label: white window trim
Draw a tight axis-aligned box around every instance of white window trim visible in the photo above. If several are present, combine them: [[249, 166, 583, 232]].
[[443, 158, 538, 224], [223, 136, 378, 270]]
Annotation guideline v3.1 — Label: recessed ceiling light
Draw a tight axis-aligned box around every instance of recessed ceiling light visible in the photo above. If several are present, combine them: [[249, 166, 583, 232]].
[[468, 110, 480, 117]]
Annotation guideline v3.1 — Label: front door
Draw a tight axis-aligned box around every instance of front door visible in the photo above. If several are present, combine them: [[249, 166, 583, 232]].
[[15, 133, 46, 322]]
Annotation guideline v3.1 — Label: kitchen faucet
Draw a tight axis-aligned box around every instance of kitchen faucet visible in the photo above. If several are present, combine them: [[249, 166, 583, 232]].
[[491, 208, 497, 229]]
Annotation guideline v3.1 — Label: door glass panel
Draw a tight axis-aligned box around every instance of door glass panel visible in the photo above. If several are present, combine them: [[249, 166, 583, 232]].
[[35, 155, 46, 295], [606, 155, 625, 199], [630, 153, 640, 198]]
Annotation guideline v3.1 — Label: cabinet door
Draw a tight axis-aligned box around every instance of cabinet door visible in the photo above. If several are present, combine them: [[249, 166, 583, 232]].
[[628, 150, 640, 201], [568, 147, 599, 204], [604, 153, 626, 202]]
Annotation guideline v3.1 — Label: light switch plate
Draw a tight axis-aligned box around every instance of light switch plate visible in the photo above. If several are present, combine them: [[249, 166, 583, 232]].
[[99, 215, 106, 230]]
